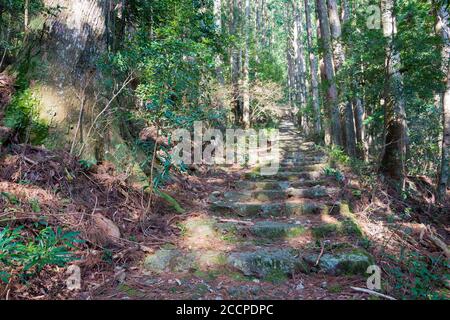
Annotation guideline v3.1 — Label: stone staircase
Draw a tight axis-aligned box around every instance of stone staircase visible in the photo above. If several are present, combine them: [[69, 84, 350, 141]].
[[144, 115, 373, 287]]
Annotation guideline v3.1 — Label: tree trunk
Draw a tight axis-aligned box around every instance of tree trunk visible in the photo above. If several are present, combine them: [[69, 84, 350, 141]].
[[230, 0, 241, 124], [242, 0, 251, 129], [316, 0, 342, 147], [304, 0, 321, 138], [354, 98, 368, 161], [24, 0, 29, 32], [437, 3, 450, 201], [292, 1, 307, 115], [214, 0, 225, 85], [380, 0, 408, 183], [327, 0, 356, 156], [29, 0, 110, 158]]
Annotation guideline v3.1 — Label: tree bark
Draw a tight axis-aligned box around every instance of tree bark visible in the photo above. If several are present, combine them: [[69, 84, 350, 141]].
[[354, 98, 368, 161], [316, 0, 342, 147], [242, 0, 251, 129], [437, 2, 450, 201], [304, 0, 321, 137], [327, 0, 356, 156], [214, 0, 225, 85], [292, 0, 307, 115], [230, 0, 242, 124], [380, 0, 408, 183]]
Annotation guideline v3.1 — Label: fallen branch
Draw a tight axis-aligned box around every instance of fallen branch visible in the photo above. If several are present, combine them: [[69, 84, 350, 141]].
[[426, 226, 450, 259], [350, 287, 396, 300], [315, 242, 325, 266]]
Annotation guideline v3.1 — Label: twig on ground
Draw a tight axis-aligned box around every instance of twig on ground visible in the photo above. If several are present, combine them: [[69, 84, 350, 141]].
[[315, 242, 325, 266]]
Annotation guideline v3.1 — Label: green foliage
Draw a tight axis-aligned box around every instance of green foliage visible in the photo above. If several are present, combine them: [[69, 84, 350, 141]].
[[29, 198, 41, 213], [4, 89, 48, 144], [1, 192, 19, 205], [341, 0, 444, 176], [329, 147, 351, 166], [386, 251, 448, 300], [323, 166, 345, 183], [0, 226, 80, 283]]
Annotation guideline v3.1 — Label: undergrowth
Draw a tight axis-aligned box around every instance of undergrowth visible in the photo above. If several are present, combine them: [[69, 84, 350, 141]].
[[3, 88, 48, 145], [385, 251, 449, 300], [0, 225, 81, 284]]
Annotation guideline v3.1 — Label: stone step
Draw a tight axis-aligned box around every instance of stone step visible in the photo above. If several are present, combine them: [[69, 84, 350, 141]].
[[245, 171, 324, 181], [246, 164, 326, 175], [280, 158, 327, 165], [210, 199, 336, 217], [217, 187, 338, 202], [143, 246, 374, 280], [249, 221, 308, 239], [278, 163, 327, 171], [234, 180, 330, 191]]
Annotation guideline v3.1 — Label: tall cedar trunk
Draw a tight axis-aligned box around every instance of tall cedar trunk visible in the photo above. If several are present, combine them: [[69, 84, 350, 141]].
[[242, 0, 251, 129], [230, 0, 241, 124], [344, 0, 367, 160], [214, 0, 225, 85], [292, 0, 307, 129], [327, 0, 356, 156], [285, 5, 295, 112], [261, 0, 267, 47], [437, 3, 450, 201], [255, 0, 261, 64], [316, 0, 342, 147], [33, 0, 109, 159], [380, 0, 408, 183], [304, 0, 322, 137], [354, 98, 368, 161], [24, 0, 29, 32]]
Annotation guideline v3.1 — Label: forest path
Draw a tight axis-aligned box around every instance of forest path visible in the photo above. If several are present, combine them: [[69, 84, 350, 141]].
[[100, 111, 374, 300]]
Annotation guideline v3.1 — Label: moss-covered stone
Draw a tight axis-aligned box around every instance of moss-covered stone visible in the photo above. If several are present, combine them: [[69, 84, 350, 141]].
[[227, 249, 307, 279], [144, 249, 227, 274], [287, 186, 338, 199], [304, 249, 374, 276], [285, 202, 327, 216], [312, 223, 339, 239], [250, 221, 307, 239]]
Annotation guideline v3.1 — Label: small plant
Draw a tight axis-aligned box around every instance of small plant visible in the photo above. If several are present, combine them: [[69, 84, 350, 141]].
[[29, 198, 41, 213], [4, 89, 49, 145], [323, 167, 345, 183], [79, 159, 97, 170], [329, 147, 350, 165], [1, 192, 20, 205], [0, 226, 81, 283]]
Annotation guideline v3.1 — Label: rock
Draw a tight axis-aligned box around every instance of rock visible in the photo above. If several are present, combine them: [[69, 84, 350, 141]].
[[295, 282, 305, 291], [287, 186, 338, 199], [285, 202, 327, 215], [250, 221, 307, 239], [144, 249, 180, 273], [304, 250, 373, 276], [144, 249, 226, 273], [227, 249, 307, 279], [93, 213, 121, 240], [211, 201, 285, 217]]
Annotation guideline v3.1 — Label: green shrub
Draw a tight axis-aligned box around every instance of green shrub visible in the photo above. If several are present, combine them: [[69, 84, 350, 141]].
[[0, 226, 81, 283], [3, 89, 48, 145], [387, 251, 448, 300], [323, 167, 345, 183]]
